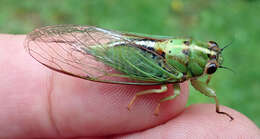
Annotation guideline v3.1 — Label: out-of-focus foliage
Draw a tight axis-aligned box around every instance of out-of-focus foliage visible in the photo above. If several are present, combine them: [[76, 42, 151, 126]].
[[0, 0, 259, 127]]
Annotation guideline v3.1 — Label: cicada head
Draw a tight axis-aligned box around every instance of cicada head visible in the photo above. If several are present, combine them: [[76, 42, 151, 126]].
[[159, 39, 230, 78], [205, 41, 224, 75]]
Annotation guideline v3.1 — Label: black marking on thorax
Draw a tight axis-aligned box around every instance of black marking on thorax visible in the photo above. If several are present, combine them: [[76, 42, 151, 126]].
[[182, 48, 190, 56]]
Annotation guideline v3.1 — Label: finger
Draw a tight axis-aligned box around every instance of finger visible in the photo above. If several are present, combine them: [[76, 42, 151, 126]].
[[0, 34, 189, 138], [115, 104, 260, 138]]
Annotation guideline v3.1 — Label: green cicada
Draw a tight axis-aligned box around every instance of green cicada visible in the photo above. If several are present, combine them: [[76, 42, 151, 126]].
[[25, 25, 233, 120]]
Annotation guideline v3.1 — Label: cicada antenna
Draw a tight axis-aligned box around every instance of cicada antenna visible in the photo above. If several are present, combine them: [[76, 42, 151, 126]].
[[220, 40, 233, 52], [219, 65, 235, 74]]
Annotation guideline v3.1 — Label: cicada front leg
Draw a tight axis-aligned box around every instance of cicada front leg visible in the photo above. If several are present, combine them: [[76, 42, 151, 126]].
[[206, 75, 212, 85], [190, 79, 233, 121]]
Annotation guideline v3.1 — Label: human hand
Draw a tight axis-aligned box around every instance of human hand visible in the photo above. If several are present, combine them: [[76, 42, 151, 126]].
[[0, 34, 259, 138]]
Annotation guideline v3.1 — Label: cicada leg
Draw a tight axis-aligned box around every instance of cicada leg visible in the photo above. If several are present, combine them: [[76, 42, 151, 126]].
[[190, 79, 234, 121], [206, 75, 212, 85], [127, 85, 168, 110], [154, 84, 181, 115]]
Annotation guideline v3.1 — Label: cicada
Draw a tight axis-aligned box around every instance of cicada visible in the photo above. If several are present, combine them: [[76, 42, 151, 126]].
[[25, 25, 233, 120]]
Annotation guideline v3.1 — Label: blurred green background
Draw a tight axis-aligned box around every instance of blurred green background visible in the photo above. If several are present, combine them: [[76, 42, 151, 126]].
[[1, 0, 259, 127]]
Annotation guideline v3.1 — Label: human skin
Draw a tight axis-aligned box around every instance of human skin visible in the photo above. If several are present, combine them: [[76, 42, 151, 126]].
[[0, 34, 259, 138]]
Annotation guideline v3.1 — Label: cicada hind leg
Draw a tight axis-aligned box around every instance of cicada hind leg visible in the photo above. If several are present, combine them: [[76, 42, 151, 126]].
[[127, 84, 181, 116]]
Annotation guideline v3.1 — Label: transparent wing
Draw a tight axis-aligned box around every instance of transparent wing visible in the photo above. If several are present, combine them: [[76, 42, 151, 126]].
[[24, 25, 171, 85]]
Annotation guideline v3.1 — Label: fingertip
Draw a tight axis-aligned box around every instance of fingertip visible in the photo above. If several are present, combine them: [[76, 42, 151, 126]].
[[115, 104, 260, 138], [181, 104, 260, 136]]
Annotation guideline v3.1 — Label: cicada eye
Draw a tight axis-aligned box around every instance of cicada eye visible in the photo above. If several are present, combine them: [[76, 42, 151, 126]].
[[208, 41, 219, 52], [206, 63, 217, 74]]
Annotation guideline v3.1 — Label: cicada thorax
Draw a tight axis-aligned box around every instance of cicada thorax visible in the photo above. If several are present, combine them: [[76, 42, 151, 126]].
[[155, 39, 222, 80]]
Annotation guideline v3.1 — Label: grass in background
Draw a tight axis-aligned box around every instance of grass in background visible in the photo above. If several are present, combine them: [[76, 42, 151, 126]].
[[0, 0, 259, 127]]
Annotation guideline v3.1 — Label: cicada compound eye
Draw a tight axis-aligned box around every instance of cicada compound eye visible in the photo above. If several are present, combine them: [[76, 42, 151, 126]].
[[206, 63, 217, 74]]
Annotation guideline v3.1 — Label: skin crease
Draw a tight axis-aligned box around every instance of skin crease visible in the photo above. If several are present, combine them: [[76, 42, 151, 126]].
[[0, 34, 259, 138]]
